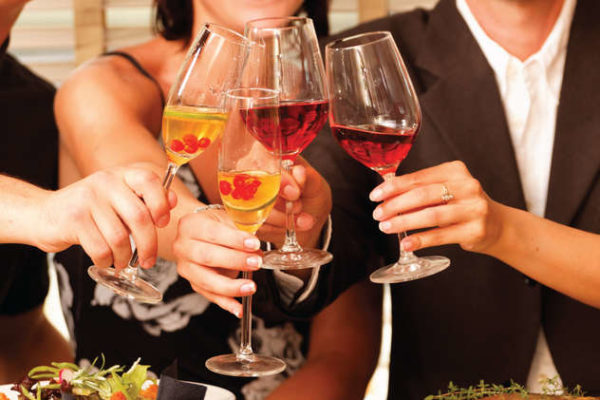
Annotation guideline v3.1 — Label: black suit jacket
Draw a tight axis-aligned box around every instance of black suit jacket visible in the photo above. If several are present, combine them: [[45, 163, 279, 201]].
[[305, 0, 600, 398]]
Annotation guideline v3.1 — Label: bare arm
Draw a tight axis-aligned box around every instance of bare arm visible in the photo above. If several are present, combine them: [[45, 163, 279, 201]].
[[266, 281, 382, 400], [0, 168, 174, 267], [371, 160, 600, 308]]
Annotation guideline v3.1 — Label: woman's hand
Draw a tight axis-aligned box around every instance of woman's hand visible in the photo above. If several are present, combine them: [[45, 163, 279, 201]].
[[260, 157, 332, 249], [38, 165, 176, 269], [174, 207, 261, 318], [370, 161, 503, 253]]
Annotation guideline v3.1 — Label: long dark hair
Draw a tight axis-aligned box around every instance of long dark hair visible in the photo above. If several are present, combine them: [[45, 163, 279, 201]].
[[154, 0, 330, 42]]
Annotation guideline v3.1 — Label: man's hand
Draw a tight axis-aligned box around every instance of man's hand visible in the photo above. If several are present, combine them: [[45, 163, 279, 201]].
[[36, 166, 176, 269]]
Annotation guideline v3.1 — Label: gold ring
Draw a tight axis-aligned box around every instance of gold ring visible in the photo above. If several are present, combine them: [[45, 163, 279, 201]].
[[441, 184, 454, 204]]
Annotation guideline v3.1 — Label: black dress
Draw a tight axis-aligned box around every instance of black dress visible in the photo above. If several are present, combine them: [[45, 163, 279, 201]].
[[53, 52, 311, 400]]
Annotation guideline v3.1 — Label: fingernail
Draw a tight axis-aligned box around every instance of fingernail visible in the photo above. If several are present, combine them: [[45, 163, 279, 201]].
[[240, 282, 256, 296], [157, 214, 169, 227], [142, 257, 155, 269], [244, 237, 261, 250], [283, 185, 299, 199], [233, 308, 242, 319], [373, 208, 383, 220], [379, 221, 391, 232], [246, 256, 262, 269], [370, 188, 383, 201]]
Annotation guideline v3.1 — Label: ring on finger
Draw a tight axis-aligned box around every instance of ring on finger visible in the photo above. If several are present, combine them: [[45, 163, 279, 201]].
[[441, 184, 454, 204]]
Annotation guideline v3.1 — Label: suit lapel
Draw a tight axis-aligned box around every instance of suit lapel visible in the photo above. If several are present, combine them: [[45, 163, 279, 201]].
[[546, 0, 600, 224], [410, 0, 526, 209]]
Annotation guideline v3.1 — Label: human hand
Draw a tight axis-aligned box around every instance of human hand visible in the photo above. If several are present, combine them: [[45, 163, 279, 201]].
[[173, 207, 262, 318], [37, 166, 176, 269], [369, 161, 503, 253], [260, 157, 332, 249]]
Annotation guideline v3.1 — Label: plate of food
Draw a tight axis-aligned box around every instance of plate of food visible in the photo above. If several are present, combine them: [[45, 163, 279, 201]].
[[0, 357, 234, 400]]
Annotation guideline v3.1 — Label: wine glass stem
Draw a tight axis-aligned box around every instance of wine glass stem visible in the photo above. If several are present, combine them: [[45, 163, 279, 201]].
[[120, 162, 180, 277], [382, 173, 418, 265], [239, 270, 254, 360], [281, 159, 302, 253]]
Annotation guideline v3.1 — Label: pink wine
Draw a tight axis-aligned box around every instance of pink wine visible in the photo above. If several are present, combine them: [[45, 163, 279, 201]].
[[331, 124, 417, 176], [243, 100, 329, 160]]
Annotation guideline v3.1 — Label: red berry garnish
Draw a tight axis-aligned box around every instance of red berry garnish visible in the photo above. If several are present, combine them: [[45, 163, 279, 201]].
[[232, 188, 243, 200], [198, 137, 211, 148], [184, 141, 199, 154], [110, 392, 127, 400], [234, 174, 250, 188], [219, 180, 232, 195], [170, 139, 184, 152], [183, 134, 198, 146]]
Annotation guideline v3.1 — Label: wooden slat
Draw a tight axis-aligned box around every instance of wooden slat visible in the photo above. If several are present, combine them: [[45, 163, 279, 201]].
[[358, 0, 390, 22], [27, 60, 77, 84], [22, 0, 71, 11], [73, 0, 105, 65], [106, 0, 152, 7], [106, 27, 153, 49], [9, 27, 73, 49]]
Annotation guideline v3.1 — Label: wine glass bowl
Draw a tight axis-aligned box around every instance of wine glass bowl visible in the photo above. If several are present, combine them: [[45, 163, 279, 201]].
[[244, 16, 332, 270], [88, 24, 251, 303], [326, 31, 450, 284], [205, 88, 286, 377]]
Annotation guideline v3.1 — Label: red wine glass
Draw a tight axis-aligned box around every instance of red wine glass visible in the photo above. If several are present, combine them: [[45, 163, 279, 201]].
[[244, 17, 332, 270], [325, 31, 450, 283]]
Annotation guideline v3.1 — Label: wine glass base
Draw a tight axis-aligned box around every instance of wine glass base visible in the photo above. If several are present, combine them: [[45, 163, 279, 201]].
[[88, 266, 163, 304], [205, 353, 286, 377], [262, 248, 333, 270], [370, 256, 450, 284]]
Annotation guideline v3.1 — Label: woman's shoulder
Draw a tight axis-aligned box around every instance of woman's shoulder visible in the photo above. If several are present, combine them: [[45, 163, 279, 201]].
[[55, 38, 177, 128]]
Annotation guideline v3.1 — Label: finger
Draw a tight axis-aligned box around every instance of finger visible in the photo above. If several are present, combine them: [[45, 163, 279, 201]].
[[177, 262, 257, 298], [295, 212, 315, 231], [190, 283, 243, 318], [370, 160, 470, 201], [124, 169, 172, 228], [168, 190, 178, 209], [90, 202, 134, 269], [377, 202, 483, 234], [179, 213, 261, 251], [109, 186, 157, 269], [373, 180, 468, 221], [401, 221, 484, 252], [77, 216, 114, 269], [173, 238, 262, 271]]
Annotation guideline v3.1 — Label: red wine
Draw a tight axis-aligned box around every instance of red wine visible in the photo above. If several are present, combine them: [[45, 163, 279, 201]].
[[331, 124, 417, 176], [242, 100, 329, 160]]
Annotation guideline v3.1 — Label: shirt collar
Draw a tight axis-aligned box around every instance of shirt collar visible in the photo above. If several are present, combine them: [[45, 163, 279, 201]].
[[456, 0, 577, 100]]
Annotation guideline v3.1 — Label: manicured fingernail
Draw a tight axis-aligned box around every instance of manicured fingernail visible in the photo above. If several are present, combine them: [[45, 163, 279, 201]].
[[370, 188, 383, 201], [283, 185, 299, 199], [379, 221, 391, 232], [244, 238, 260, 250], [233, 308, 242, 319], [240, 282, 256, 296], [401, 238, 415, 251], [157, 215, 169, 227], [246, 256, 262, 269], [373, 208, 383, 220], [142, 257, 155, 269]]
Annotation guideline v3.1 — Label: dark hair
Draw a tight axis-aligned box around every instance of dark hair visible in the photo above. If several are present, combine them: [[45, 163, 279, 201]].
[[154, 0, 330, 42]]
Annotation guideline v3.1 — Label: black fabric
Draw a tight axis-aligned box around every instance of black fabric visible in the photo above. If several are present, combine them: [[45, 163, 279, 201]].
[[103, 51, 166, 108], [0, 38, 57, 314], [306, 0, 600, 399], [157, 375, 207, 400]]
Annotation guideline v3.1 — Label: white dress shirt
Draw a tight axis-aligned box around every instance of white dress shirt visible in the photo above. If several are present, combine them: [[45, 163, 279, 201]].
[[456, 0, 577, 392]]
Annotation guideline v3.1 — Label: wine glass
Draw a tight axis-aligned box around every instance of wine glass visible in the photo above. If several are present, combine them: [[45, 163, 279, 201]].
[[205, 88, 286, 377], [325, 31, 450, 284], [88, 24, 251, 303], [244, 16, 332, 270]]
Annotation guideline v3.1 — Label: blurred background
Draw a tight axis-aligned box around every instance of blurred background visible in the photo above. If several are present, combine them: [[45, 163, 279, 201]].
[[11, 1, 437, 398]]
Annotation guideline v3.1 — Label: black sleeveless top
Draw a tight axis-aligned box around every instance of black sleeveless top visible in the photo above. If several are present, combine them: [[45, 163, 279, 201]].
[[54, 51, 311, 400], [0, 39, 57, 314]]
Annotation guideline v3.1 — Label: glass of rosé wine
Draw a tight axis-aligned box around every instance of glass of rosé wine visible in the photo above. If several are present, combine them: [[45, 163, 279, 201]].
[[243, 16, 332, 270], [325, 31, 450, 284], [88, 24, 251, 303], [205, 88, 286, 377]]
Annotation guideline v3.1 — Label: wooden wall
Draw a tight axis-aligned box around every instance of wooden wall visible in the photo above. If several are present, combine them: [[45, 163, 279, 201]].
[[10, 0, 437, 84]]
